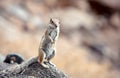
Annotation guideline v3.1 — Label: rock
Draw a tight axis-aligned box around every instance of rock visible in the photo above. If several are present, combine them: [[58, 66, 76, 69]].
[[0, 62, 68, 78]]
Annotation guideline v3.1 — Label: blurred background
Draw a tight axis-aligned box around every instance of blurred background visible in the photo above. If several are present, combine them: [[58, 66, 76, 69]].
[[0, 0, 120, 78]]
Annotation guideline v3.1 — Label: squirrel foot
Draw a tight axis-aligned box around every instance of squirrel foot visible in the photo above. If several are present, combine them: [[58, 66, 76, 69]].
[[48, 61, 56, 67], [41, 63, 49, 68]]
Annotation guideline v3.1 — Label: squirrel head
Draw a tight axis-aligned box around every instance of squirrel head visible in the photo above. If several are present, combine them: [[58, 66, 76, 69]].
[[49, 18, 60, 28]]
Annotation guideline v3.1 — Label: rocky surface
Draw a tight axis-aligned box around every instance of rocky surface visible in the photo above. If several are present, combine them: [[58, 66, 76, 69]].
[[0, 62, 68, 78]]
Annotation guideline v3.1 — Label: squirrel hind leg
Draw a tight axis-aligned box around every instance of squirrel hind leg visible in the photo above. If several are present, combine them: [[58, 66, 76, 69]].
[[38, 50, 49, 68], [47, 50, 55, 61], [47, 50, 56, 67]]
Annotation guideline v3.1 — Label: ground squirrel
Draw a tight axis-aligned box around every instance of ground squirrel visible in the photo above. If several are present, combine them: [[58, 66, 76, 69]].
[[4, 54, 24, 64], [38, 18, 60, 68]]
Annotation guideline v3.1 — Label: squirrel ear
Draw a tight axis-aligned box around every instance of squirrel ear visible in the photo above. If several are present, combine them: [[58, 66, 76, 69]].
[[50, 18, 52, 23], [50, 18, 52, 21]]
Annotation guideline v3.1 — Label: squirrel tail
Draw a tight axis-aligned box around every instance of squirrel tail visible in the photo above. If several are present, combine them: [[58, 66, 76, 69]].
[[38, 49, 44, 64]]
